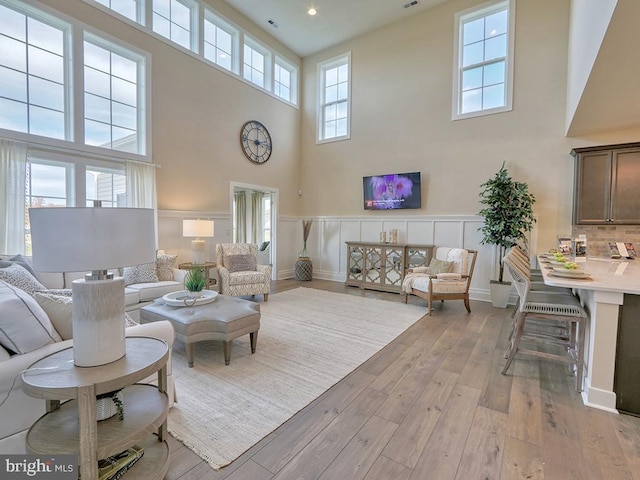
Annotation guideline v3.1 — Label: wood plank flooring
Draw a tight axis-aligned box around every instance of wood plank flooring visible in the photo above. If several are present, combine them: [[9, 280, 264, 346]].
[[165, 280, 640, 480]]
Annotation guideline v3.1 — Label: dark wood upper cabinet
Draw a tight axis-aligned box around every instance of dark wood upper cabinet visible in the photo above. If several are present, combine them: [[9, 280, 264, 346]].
[[572, 142, 640, 225]]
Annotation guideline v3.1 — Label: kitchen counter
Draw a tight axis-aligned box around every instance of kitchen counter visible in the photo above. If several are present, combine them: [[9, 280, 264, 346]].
[[538, 255, 640, 413]]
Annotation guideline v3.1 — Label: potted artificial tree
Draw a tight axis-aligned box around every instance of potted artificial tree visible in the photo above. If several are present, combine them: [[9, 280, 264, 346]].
[[478, 162, 536, 308]]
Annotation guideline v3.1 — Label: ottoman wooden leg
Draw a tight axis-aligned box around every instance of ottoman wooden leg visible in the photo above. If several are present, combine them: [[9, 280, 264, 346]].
[[186, 342, 195, 368], [223, 341, 232, 366], [250, 331, 258, 354]]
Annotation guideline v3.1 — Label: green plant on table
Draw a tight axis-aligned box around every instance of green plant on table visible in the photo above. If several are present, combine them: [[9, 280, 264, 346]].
[[185, 267, 206, 292]]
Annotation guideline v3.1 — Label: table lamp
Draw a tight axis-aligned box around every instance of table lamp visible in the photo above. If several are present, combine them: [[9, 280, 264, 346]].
[[30, 207, 156, 367], [183, 219, 214, 264]]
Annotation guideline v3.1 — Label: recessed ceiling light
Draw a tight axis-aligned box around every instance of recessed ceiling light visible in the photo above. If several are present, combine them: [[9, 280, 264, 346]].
[[307, 7, 317, 16]]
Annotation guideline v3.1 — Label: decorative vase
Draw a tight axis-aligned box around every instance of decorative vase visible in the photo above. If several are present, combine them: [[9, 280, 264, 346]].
[[298, 240, 309, 259], [187, 290, 202, 299]]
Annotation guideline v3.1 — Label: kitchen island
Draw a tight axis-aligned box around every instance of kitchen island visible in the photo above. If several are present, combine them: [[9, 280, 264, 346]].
[[539, 256, 640, 413]]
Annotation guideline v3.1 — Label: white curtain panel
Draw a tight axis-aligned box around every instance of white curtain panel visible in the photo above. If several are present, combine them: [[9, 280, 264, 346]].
[[251, 191, 264, 244], [126, 160, 158, 247], [234, 192, 246, 243], [0, 139, 27, 254]]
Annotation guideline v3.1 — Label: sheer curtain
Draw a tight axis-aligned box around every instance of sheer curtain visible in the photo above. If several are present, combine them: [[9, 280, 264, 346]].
[[126, 160, 158, 246], [234, 191, 246, 243], [0, 139, 27, 254], [251, 191, 264, 244]]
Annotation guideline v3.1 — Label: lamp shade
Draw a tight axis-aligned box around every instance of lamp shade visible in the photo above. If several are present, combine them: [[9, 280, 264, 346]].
[[30, 207, 156, 272], [29, 207, 156, 367], [183, 219, 214, 238]]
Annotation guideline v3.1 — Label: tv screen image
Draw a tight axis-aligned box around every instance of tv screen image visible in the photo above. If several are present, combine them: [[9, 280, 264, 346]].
[[363, 172, 421, 210]]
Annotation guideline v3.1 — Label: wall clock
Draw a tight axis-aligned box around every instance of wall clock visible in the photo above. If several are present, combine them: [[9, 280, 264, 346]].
[[240, 120, 272, 164]]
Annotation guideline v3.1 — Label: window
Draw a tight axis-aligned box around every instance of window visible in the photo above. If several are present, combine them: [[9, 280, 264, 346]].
[[152, 0, 197, 51], [274, 56, 297, 104], [83, 34, 145, 154], [24, 159, 74, 254], [317, 53, 350, 142], [83, 0, 300, 107], [453, 0, 514, 119], [93, 0, 142, 23], [86, 167, 126, 207], [243, 37, 270, 89], [203, 11, 237, 73], [0, 2, 69, 140]]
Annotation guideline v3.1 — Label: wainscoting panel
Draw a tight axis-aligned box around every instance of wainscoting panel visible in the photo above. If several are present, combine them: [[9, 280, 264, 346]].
[[158, 212, 499, 303], [406, 221, 435, 245]]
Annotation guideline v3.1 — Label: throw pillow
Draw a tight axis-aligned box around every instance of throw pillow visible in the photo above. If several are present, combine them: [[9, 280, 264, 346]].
[[0, 254, 39, 277], [428, 258, 454, 275], [123, 262, 158, 286], [0, 280, 61, 354], [0, 263, 47, 296], [34, 292, 140, 341], [156, 254, 178, 281], [34, 292, 73, 340], [225, 254, 257, 273]]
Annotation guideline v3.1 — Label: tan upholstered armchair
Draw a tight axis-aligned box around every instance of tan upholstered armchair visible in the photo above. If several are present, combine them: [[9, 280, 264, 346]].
[[402, 247, 477, 315], [215, 243, 271, 301]]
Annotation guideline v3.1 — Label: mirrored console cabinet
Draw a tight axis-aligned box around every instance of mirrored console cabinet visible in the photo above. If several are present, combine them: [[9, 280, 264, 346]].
[[345, 242, 434, 293]]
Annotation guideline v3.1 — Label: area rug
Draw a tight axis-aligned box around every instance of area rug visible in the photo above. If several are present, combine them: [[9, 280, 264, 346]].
[[167, 287, 425, 470]]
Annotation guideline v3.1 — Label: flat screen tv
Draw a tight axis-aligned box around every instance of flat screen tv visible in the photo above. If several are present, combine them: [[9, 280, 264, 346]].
[[363, 172, 422, 210]]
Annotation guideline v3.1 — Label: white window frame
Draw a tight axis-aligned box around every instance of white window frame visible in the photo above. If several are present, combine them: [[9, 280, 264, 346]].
[[85, 0, 145, 25], [274, 55, 297, 105], [82, 0, 300, 108], [83, 32, 147, 155], [151, 0, 198, 53], [316, 52, 351, 144], [0, 0, 73, 141], [242, 35, 271, 90], [452, 0, 515, 120], [202, 9, 239, 74]]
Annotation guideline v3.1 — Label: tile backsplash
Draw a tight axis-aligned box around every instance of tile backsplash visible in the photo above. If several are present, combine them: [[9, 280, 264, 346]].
[[572, 225, 640, 257]]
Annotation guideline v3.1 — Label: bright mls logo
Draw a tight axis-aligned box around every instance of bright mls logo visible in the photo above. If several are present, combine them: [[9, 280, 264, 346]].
[[1, 455, 76, 479]]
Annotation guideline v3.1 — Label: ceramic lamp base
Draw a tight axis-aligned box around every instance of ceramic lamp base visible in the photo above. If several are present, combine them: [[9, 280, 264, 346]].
[[191, 239, 206, 264], [72, 277, 126, 367]]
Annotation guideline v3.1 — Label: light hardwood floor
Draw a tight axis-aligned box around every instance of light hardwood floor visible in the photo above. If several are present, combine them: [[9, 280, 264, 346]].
[[165, 280, 640, 480]]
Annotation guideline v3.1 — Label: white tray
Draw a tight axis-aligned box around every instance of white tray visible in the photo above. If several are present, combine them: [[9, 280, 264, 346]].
[[162, 290, 218, 307]]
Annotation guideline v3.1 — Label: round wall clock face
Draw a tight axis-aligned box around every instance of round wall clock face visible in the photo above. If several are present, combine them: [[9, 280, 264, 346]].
[[240, 120, 272, 164]]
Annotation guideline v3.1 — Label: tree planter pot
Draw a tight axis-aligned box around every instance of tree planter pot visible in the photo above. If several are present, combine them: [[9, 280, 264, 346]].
[[490, 281, 512, 308]]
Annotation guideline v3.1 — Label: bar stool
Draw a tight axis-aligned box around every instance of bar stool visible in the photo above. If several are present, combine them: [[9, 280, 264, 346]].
[[502, 253, 587, 392]]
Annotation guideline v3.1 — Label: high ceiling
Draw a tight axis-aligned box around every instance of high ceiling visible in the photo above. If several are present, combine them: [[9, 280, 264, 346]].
[[224, 0, 450, 57]]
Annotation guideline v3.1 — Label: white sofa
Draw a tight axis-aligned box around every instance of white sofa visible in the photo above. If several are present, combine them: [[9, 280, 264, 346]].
[[0, 254, 187, 321]]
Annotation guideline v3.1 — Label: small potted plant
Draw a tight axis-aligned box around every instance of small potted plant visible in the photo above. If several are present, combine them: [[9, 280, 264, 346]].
[[184, 267, 207, 299], [478, 162, 536, 307]]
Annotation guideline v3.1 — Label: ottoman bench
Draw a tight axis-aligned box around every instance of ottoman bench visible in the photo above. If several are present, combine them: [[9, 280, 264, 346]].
[[140, 294, 260, 367]]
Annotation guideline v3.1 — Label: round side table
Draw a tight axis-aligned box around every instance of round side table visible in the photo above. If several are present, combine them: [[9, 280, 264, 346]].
[[295, 257, 313, 281]]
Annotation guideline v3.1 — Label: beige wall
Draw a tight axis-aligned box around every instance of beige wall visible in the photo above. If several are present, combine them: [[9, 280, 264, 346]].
[[41, 0, 302, 216], [565, 0, 617, 133], [299, 0, 639, 251], [37, 0, 640, 257]]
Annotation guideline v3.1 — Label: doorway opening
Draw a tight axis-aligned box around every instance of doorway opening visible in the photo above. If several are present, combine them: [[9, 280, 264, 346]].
[[230, 182, 277, 278]]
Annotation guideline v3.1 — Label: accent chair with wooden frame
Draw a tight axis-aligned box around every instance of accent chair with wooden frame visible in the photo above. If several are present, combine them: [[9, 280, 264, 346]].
[[402, 247, 477, 315]]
